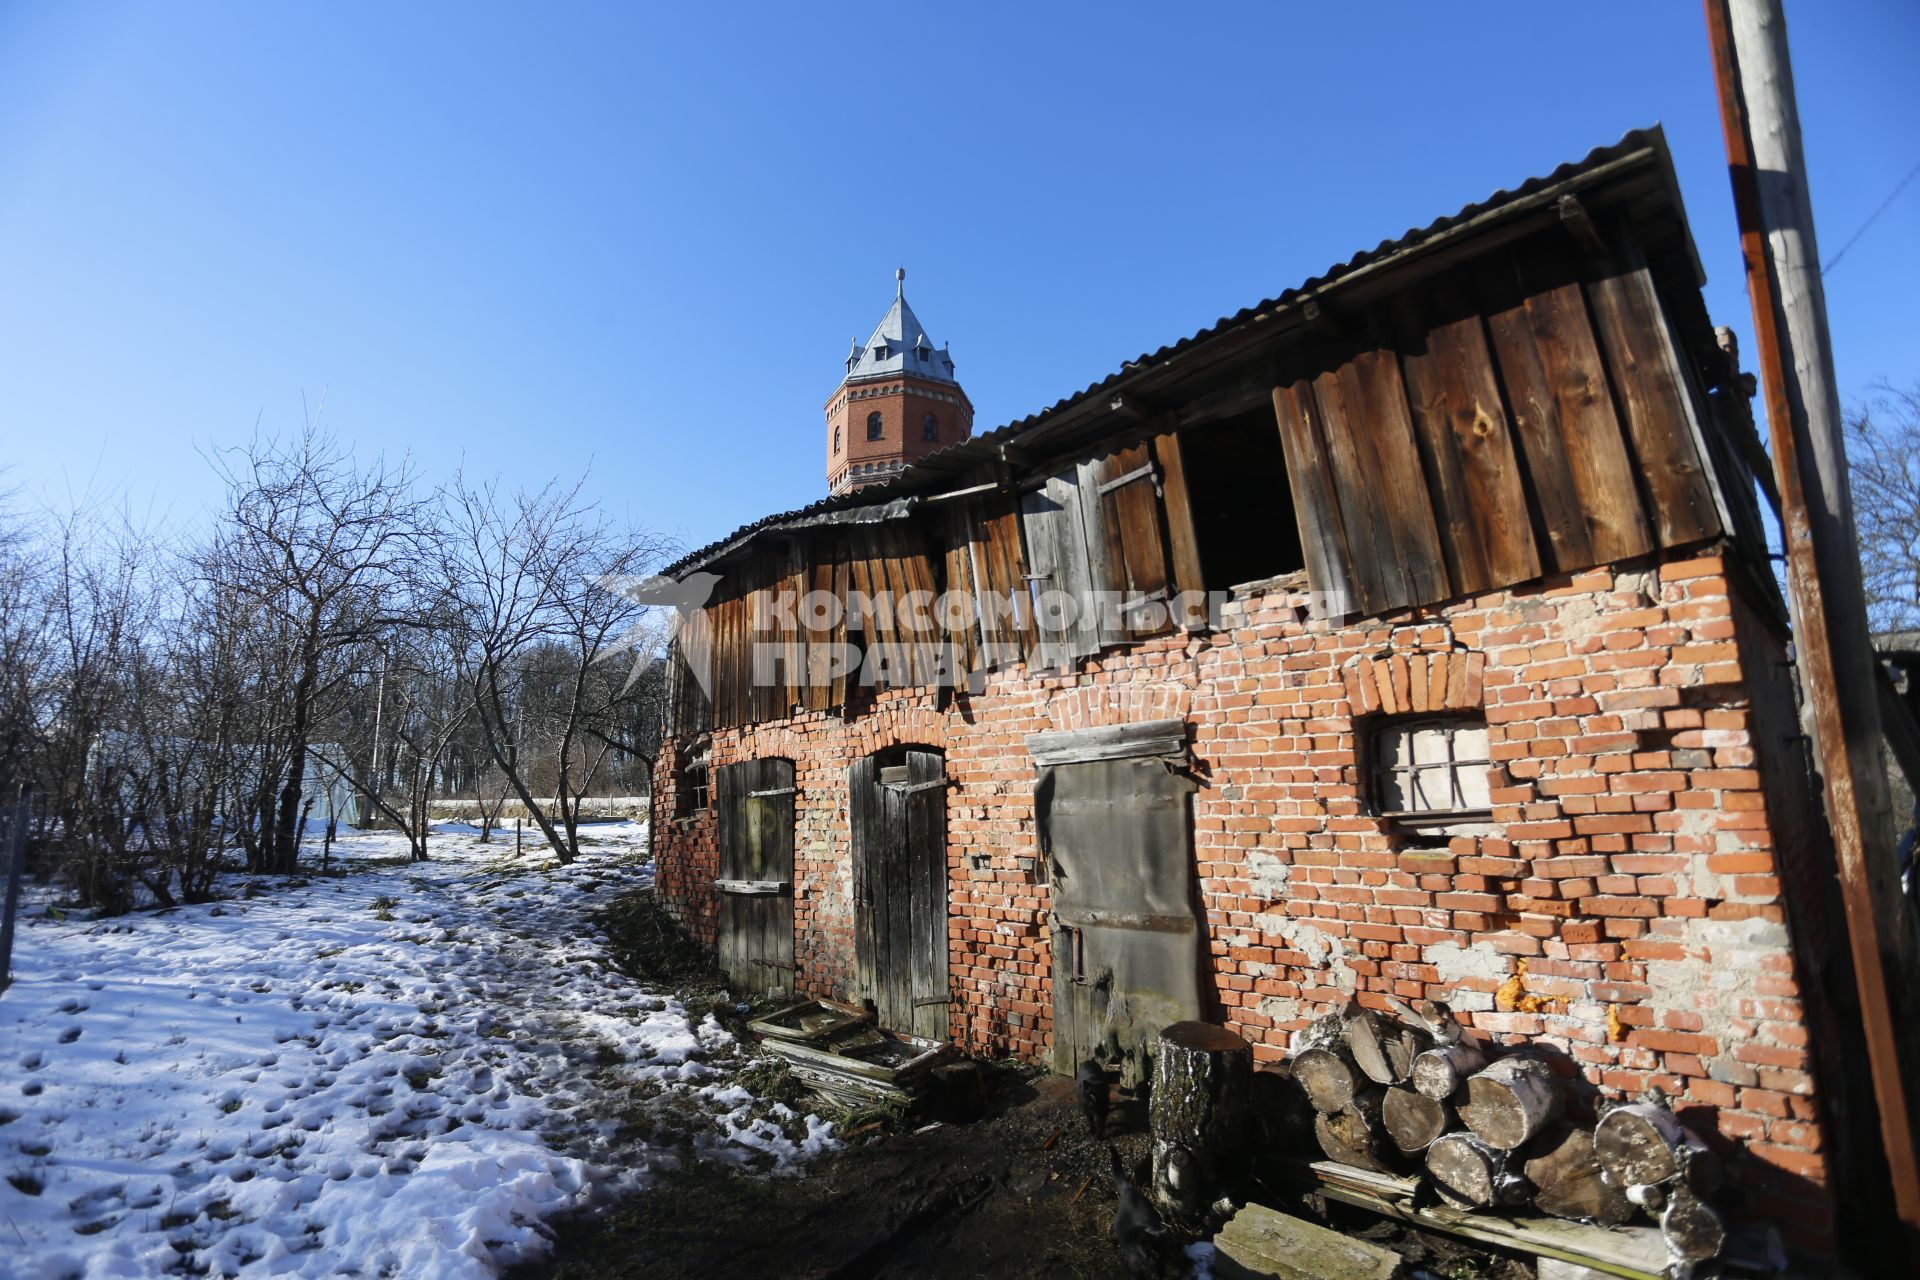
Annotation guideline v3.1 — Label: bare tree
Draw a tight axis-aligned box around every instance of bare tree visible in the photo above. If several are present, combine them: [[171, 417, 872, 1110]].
[[1847, 382, 1920, 633], [440, 474, 667, 863], [208, 427, 428, 873], [319, 624, 468, 861]]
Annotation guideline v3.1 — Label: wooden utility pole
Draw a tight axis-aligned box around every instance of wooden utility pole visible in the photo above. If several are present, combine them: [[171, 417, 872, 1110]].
[[1704, 0, 1920, 1246]]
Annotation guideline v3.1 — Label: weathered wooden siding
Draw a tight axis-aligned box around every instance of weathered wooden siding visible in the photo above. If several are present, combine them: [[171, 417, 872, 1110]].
[[1271, 229, 1724, 618]]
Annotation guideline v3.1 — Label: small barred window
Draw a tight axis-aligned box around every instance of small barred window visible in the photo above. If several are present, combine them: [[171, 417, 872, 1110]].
[[1368, 716, 1490, 818]]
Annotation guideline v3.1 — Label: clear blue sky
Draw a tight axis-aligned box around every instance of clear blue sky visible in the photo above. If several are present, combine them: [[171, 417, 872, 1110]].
[[2, 2, 1915, 555]]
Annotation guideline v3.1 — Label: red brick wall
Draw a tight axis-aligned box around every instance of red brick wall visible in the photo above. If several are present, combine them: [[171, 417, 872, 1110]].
[[653, 548, 1837, 1249]]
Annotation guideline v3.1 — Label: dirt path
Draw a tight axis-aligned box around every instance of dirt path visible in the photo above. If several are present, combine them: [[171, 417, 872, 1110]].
[[515, 1071, 1166, 1280]]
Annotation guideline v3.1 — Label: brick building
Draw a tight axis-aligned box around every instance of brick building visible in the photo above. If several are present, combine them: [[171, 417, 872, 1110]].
[[651, 130, 1889, 1260], [826, 269, 974, 494]]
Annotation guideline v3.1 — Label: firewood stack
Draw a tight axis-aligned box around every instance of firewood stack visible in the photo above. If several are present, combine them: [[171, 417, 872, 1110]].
[[1287, 999, 1731, 1272]]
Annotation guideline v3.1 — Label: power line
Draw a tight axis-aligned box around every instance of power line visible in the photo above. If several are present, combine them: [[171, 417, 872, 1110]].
[[1822, 159, 1920, 277]]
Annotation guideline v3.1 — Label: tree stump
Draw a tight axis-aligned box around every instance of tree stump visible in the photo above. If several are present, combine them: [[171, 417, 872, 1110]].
[[1314, 1087, 1391, 1173], [1149, 1021, 1252, 1221], [1522, 1125, 1634, 1225], [1426, 1131, 1528, 1210], [1458, 1056, 1562, 1150], [1292, 1013, 1364, 1113], [1410, 1038, 1486, 1100], [1381, 1086, 1452, 1155], [1346, 1006, 1427, 1085]]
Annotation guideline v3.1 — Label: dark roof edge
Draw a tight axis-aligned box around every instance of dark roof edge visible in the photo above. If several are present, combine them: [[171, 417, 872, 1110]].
[[666, 126, 1683, 579]]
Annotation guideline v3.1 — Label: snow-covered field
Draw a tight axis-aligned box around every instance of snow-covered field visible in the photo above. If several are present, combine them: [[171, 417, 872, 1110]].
[[0, 822, 834, 1279]]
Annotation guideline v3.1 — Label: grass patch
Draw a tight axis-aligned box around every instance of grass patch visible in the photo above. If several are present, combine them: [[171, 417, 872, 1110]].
[[370, 895, 397, 922], [590, 890, 728, 999]]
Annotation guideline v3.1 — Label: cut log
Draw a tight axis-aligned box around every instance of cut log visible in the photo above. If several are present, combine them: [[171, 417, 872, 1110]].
[[1411, 1037, 1487, 1100], [1458, 1056, 1562, 1150], [1522, 1125, 1634, 1226], [1314, 1087, 1390, 1173], [1148, 1021, 1252, 1221], [1660, 1184, 1727, 1266], [1593, 1098, 1723, 1197], [1381, 1086, 1452, 1154], [1425, 1131, 1529, 1210], [1292, 1018, 1366, 1114], [1345, 1006, 1428, 1085]]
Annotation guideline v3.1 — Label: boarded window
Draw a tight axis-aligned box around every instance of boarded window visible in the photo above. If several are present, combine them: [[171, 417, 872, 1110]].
[[1367, 716, 1490, 818]]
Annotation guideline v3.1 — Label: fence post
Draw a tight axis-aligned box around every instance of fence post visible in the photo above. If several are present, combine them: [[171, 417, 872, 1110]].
[[0, 795, 28, 994]]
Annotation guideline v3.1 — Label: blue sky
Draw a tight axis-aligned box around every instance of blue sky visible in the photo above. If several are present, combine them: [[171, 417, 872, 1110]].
[[2, 2, 1915, 556]]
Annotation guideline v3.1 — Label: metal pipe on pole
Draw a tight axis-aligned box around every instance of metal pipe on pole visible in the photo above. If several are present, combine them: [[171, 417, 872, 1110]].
[[1704, 0, 1920, 1246]]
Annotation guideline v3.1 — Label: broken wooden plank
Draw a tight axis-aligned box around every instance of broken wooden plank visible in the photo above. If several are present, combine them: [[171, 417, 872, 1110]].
[[1212, 1203, 1405, 1280]]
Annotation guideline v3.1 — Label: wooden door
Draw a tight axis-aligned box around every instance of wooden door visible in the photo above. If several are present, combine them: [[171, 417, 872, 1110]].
[[1041, 755, 1204, 1085], [850, 748, 949, 1039], [714, 758, 796, 998]]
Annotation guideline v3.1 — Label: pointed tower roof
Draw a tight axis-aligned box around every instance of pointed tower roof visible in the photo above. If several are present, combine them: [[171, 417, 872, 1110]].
[[841, 268, 958, 386]]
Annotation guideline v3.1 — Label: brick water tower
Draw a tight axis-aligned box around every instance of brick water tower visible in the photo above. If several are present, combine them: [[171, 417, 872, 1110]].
[[826, 269, 973, 494]]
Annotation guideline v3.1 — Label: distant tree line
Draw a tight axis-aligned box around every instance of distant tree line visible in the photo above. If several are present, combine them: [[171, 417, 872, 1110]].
[[0, 426, 673, 913]]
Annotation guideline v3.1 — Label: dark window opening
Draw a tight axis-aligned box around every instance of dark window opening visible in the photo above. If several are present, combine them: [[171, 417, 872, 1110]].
[[867, 411, 884, 441], [676, 742, 710, 816], [922, 412, 939, 442], [1365, 714, 1491, 820], [833, 425, 841, 453], [1178, 408, 1303, 591]]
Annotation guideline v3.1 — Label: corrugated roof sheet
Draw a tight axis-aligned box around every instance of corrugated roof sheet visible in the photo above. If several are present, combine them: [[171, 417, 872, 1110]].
[[664, 126, 1681, 578]]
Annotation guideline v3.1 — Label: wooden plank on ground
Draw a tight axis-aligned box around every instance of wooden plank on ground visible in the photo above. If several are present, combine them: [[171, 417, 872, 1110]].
[[1212, 1203, 1405, 1280], [1272, 1158, 1666, 1280]]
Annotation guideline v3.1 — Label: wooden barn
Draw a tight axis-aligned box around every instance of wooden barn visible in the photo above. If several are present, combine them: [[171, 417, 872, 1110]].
[[648, 128, 1883, 1259]]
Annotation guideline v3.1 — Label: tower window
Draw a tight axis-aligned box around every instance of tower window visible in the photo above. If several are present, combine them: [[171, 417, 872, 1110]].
[[834, 425, 841, 453], [922, 413, 939, 442], [867, 411, 884, 441]]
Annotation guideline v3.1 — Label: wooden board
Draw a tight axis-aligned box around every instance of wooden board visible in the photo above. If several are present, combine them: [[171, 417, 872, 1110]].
[[1273, 1158, 1667, 1280], [1340, 349, 1451, 607], [850, 748, 950, 1041], [1484, 250, 1653, 572], [714, 757, 796, 998], [1580, 226, 1722, 548], [1398, 307, 1542, 594], [1271, 381, 1359, 618], [1152, 430, 1208, 604]]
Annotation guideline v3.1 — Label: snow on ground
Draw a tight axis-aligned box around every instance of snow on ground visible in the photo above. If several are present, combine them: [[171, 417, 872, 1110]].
[[0, 821, 835, 1279]]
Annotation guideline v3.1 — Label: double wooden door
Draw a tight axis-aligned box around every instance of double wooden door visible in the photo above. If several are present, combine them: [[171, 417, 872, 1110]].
[[850, 748, 950, 1040], [714, 758, 796, 999]]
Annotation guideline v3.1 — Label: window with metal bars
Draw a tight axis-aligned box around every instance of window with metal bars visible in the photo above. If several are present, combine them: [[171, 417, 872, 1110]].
[[676, 743, 710, 816], [1367, 715, 1491, 819]]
